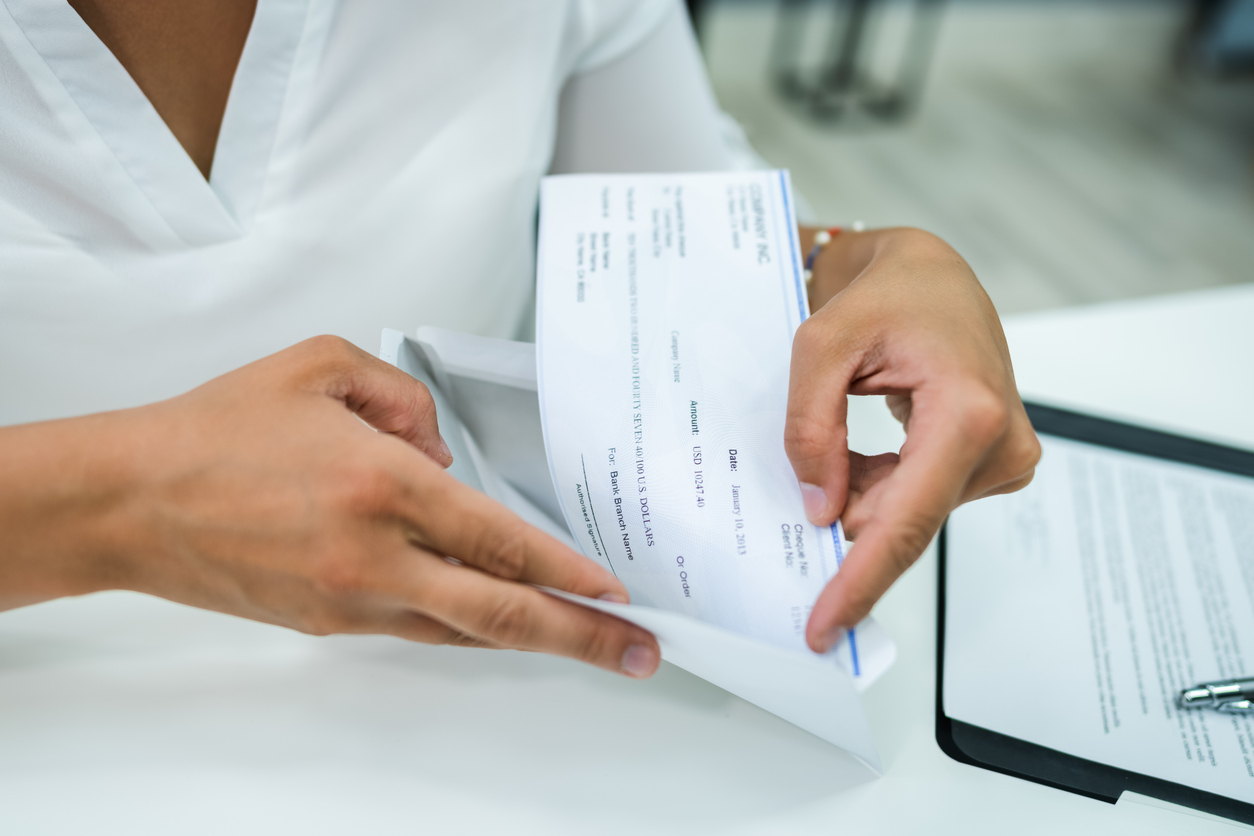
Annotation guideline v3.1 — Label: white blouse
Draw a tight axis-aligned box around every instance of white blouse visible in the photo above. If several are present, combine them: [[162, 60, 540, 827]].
[[0, 0, 736, 425]]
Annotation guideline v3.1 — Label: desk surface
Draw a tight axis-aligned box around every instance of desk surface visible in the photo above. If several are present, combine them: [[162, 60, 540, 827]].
[[3, 285, 1253, 835]]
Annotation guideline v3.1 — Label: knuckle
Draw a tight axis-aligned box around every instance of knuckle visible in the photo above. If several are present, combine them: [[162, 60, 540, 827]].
[[891, 518, 935, 569], [311, 553, 369, 598], [407, 382, 441, 431], [792, 318, 825, 355], [1013, 427, 1043, 474], [471, 519, 529, 580], [570, 620, 619, 665], [985, 417, 1042, 487], [409, 378, 437, 411], [301, 334, 358, 365], [841, 508, 866, 540], [298, 335, 369, 386], [303, 333, 358, 360], [961, 387, 1009, 446], [331, 463, 400, 517], [478, 596, 534, 646], [785, 413, 839, 463]]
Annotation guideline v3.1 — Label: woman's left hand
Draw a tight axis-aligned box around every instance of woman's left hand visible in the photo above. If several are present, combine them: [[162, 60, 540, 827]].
[[787, 227, 1041, 653]]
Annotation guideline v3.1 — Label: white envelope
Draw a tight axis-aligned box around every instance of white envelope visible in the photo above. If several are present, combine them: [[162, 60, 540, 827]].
[[381, 327, 893, 772]]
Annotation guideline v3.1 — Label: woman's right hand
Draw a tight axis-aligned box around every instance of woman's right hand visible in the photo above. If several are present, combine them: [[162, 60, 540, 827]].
[[0, 336, 661, 679]]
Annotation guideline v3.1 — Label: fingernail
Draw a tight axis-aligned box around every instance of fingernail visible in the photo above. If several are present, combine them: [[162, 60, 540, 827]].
[[800, 482, 828, 524], [436, 434, 453, 463], [598, 592, 628, 604], [621, 644, 658, 678]]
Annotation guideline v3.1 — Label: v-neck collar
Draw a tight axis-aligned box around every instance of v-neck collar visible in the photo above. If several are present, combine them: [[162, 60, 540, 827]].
[[4, 0, 312, 247]]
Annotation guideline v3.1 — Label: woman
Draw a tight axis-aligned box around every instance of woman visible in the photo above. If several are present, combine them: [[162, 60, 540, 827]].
[[0, 0, 1038, 679]]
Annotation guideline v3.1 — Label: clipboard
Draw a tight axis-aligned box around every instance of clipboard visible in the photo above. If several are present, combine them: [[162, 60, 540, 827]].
[[936, 402, 1254, 826]]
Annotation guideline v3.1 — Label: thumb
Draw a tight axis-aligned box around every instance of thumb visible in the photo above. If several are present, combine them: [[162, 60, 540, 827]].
[[784, 329, 854, 526], [306, 336, 455, 467]]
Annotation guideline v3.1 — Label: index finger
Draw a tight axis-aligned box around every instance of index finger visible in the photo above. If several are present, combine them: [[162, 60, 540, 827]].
[[397, 552, 658, 677], [784, 316, 858, 526], [805, 382, 1007, 651], [386, 447, 630, 603], [286, 335, 455, 467]]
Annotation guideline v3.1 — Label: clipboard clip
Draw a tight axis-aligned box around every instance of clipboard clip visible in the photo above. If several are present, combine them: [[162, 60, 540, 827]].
[[1216, 701, 1254, 714]]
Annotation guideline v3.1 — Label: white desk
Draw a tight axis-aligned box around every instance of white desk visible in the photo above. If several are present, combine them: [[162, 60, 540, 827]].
[[3, 285, 1252, 835]]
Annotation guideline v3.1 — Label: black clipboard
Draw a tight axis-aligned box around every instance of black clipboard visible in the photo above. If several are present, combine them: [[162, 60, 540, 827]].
[[936, 402, 1254, 826]]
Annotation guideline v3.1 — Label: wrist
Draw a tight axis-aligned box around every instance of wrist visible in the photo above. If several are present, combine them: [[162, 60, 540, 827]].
[[0, 410, 151, 608], [802, 223, 871, 309], [806, 226, 958, 310]]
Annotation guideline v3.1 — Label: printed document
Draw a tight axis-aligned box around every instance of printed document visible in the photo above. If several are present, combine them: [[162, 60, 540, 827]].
[[536, 171, 886, 673], [945, 434, 1254, 802]]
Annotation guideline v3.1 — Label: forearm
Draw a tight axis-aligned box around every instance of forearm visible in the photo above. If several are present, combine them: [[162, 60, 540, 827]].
[[0, 339, 663, 677], [0, 412, 142, 610]]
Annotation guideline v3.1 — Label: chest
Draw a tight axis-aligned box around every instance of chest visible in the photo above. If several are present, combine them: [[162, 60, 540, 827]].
[[65, 0, 257, 179]]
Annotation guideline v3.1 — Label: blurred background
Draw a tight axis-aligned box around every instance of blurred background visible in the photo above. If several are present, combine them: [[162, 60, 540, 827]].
[[685, 0, 1254, 315]]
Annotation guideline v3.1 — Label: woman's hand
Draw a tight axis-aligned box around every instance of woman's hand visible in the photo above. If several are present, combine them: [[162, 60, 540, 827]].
[[0, 336, 660, 678], [788, 228, 1040, 653]]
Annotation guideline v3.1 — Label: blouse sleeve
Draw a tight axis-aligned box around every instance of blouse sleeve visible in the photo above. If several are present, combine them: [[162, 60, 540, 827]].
[[550, 0, 740, 174]]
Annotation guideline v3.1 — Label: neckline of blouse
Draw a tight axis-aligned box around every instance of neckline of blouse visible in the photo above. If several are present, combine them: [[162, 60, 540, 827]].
[[3, 0, 319, 248]]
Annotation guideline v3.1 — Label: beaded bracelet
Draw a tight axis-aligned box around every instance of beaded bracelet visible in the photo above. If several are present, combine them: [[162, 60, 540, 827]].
[[804, 221, 864, 285]]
